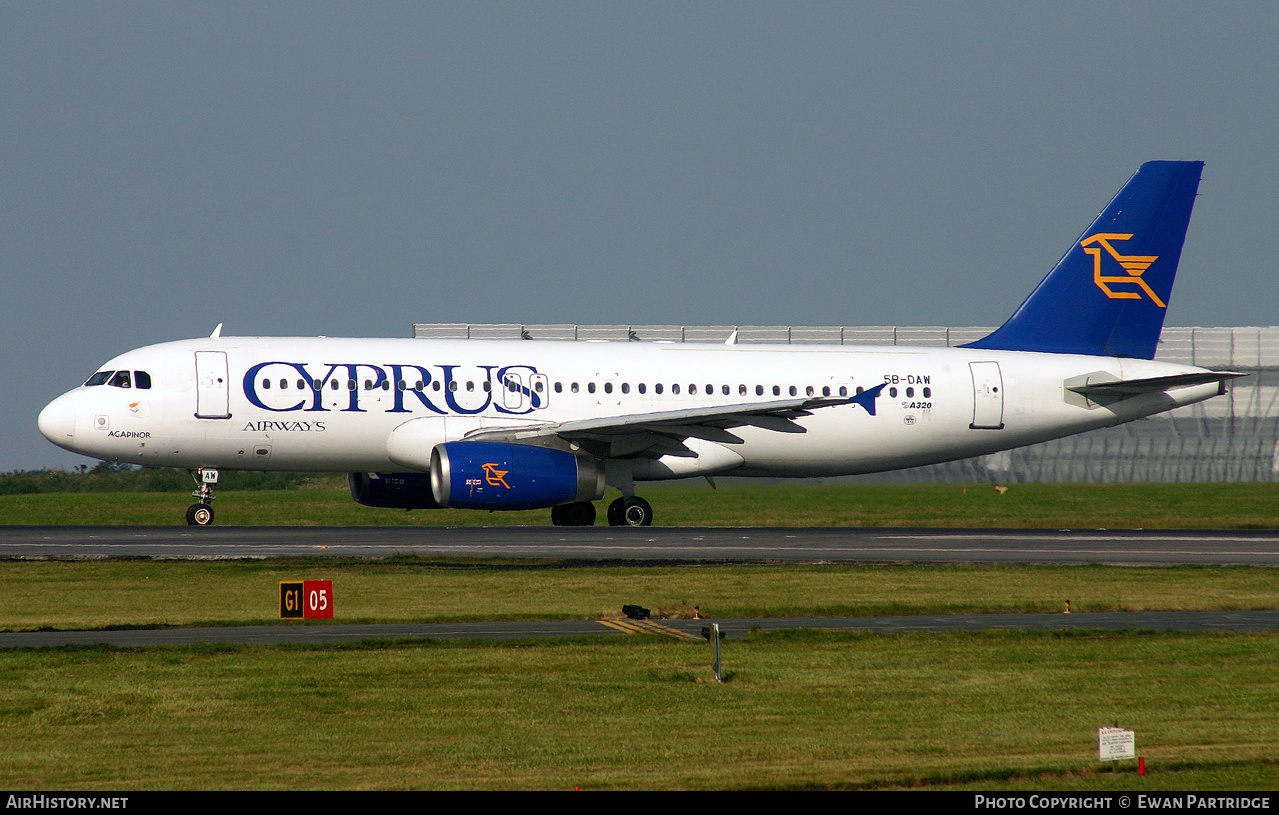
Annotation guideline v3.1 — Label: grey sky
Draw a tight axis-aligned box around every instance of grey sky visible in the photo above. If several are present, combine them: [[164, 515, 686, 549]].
[[4, 2, 1277, 472]]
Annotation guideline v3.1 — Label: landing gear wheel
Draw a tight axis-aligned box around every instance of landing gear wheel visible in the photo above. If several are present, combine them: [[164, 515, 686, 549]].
[[187, 468, 218, 526], [186, 503, 215, 526], [608, 496, 653, 527], [551, 501, 596, 526]]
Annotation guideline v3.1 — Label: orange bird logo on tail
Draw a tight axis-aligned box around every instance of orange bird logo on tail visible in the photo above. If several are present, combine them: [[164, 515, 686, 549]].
[[1082, 233, 1165, 308]]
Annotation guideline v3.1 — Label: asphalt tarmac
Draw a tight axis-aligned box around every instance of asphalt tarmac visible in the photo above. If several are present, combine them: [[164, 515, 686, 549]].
[[4, 525, 1278, 648], [4, 525, 1279, 564], [5, 611, 1279, 650]]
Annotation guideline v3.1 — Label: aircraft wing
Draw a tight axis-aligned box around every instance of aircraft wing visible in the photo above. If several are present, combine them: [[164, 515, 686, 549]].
[[462, 386, 885, 459]]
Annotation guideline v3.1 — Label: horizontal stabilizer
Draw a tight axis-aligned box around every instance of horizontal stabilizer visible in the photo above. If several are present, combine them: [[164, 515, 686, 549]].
[[1066, 371, 1244, 398]]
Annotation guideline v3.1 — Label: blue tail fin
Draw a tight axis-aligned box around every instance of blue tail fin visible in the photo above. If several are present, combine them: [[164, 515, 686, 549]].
[[963, 161, 1203, 359]]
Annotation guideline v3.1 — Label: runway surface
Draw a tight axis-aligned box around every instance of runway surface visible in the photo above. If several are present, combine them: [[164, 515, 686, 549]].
[[4, 525, 1279, 564], [5, 525, 1279, 648]]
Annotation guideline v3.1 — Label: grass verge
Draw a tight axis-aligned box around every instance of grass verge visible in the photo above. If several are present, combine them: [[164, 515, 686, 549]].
[[2, 482, 1279, 527], [3, 560, 1278, 630], [2, 630, 1278, 790]]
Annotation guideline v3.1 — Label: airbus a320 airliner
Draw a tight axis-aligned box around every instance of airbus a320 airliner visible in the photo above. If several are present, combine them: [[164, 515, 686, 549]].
[[38, 161, 1238, 526]]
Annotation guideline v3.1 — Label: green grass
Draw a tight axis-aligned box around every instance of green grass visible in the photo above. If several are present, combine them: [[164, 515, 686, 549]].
[[3, 631, 1278, 789], [3, 559, 1279, 789], [3, 482, 1279, 527], [3, 560, 1279, 631]]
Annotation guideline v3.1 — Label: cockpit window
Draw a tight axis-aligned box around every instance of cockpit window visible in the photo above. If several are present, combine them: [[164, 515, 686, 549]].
[[85, 369, 150, 388]]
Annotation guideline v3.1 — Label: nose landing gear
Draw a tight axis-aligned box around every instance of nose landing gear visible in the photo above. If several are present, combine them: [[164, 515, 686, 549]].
[[186, 468, 218, 526]]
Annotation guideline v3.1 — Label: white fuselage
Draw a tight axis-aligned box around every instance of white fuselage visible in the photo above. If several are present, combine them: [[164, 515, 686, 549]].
[[38, 336, 1224, 480]]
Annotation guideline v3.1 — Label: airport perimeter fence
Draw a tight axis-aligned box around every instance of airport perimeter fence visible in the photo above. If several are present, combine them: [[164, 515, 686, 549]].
[[412, 324, 1279, 484]]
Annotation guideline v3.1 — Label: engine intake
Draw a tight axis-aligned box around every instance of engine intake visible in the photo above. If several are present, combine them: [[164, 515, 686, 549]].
[[430, 442, 604, 510]]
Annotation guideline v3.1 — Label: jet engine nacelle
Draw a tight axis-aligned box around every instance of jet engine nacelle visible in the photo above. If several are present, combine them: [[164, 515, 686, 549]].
[[348, 471, 443, 509], [430, 442, 605, 510]]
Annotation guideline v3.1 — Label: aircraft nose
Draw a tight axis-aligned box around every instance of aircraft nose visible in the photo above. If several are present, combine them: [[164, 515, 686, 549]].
[[38, 393, 76, 445]]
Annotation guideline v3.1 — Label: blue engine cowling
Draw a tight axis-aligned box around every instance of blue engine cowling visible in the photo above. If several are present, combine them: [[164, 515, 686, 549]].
[[348, 472, 443, 509], [430, 442, 605, 510]]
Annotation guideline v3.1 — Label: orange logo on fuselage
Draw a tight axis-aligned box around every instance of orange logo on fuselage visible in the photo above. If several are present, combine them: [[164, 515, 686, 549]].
[[482, 463, 511, 489], [1082, 233, 1166, 308]]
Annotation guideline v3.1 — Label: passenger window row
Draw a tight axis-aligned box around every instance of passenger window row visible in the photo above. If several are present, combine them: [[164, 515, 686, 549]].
[[87, 369, 922, 403], [886, 387, 932, 398], [244, 376, 912, 401], [256, 378, 869, 399], [553, 381, 857, 398], [247, 376, 925, 401], [256, 379, 536, 393]]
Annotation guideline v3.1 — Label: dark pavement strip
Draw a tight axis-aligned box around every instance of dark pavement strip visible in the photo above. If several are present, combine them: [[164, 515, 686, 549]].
[[5, 610, 1279, 648]]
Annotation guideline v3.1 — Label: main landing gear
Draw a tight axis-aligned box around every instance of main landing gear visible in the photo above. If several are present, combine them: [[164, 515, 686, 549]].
[[550, 501, 596, 526], [607, 496, 653, 527], [186, 468, 218, 526], [550, 496, 653, 527]]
